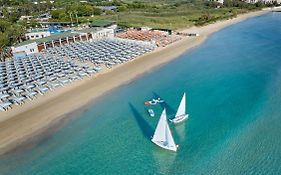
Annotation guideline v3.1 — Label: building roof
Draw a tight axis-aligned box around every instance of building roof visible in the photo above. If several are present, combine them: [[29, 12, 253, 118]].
[[27, 29, 50, 33], [15, 32, 77, 47], [97, 6, 117, 11], [14, 28, 102, 47], [75, 27, 101, 34], [37, 21, 73, 25], [14, 40, 37, 47]]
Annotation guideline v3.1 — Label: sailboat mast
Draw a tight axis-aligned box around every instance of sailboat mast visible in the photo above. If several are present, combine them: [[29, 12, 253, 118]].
[[175, 93, 186, 117]]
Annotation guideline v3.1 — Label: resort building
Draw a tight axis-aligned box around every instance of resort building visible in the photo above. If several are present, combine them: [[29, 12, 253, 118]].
[[12, 43, 39, 56], [19, 16, 34, 21], [97, 6, 117, 11], [25, 29, 51, 40], [11, 28, 115, 56], [37, 22, 73, 29], [208, 0, 224, 4], [37, 13, 52, 21], [243, 0, 259, 3], [243, 0, 281, 3], [216, 0, 224, 4]]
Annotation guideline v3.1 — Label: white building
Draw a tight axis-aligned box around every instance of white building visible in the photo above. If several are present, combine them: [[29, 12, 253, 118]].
[[90, 28, 114, 39], [25, 30, 51, 40], [216, 0, 224, 4], [37, 13, 52, 21], [208, 0, 224, 4], [19, 16, 33, 21], [11, 42, 39, 56], [12, 28, 115, 56], [243, 0, 281, 3], [107, 24, 118, 30], [265, 0, 281, 3]]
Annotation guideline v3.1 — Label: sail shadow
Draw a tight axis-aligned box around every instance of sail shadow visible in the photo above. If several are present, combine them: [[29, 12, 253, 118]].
[[129, 103, 154, 140], [152, 92, 176, 119]]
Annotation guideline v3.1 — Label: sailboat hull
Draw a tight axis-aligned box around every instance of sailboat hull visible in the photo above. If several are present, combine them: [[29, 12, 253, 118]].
[[171, 114, 189, 124], [151, 140, 177, 152]]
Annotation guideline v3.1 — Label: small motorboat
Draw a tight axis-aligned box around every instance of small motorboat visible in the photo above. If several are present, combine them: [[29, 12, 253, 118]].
[[144, 100, 157, 105], [148, 109, 155, 117], [144, 98, 164, 105]]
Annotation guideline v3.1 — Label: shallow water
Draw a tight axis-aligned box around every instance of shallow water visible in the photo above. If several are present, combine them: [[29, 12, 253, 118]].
[[0, 13, 281, 175]]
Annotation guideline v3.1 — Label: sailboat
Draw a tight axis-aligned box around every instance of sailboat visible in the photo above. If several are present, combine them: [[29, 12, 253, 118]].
[[170, 93, 189, 124], [151, 109, 178, 152]]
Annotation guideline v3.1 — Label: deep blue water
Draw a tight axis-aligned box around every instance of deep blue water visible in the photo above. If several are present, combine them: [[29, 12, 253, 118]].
[[0, 13, 281, 175]]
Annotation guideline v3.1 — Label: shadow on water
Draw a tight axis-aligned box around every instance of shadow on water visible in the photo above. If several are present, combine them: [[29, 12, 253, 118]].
[[152, 92, 176, 119], [129, 103, 154, 140]]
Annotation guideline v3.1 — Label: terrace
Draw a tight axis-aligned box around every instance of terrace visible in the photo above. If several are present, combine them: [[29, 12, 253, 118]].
[[116, 29, 182, 47]]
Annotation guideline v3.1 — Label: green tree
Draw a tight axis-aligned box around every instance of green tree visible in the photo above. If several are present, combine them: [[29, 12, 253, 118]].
[[29, 19, 38, 28], [0, 19, 25, 48], [79, 5, 94, 16], [0, 20, 11, 32], [0, 32, 9, 48], [118, 4, 128, 12], [93, 6, 102, 15], [51, 9, 67, 20], [7, 25, 24, 45]]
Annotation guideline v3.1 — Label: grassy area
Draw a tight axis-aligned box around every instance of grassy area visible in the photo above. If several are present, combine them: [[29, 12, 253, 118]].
[[79, 0, 261, 30], [43, 0, 264, 30]]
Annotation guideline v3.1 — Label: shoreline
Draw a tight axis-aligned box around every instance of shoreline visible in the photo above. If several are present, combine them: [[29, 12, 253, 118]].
[[0, 10, 269, 155]]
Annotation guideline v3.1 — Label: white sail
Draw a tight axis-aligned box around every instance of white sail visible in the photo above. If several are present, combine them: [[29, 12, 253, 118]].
[[152, 109, 168, 142], [152, 109, 177, 152], [165, 121, 177, 148], [175, 93, 186, 118], [171, 93, 189, 124]]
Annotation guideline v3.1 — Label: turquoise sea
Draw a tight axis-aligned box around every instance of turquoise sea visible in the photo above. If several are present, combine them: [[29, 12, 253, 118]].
[[0, 13, 281, 175]]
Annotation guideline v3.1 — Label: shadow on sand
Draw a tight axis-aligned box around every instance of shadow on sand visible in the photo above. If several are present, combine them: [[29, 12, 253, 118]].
[[129, 103, 154, 140], [152, 92, 176, 119]]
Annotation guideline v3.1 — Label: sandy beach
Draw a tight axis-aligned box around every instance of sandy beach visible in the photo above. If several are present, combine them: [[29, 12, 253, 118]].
[[0, 10, 269, 155]]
